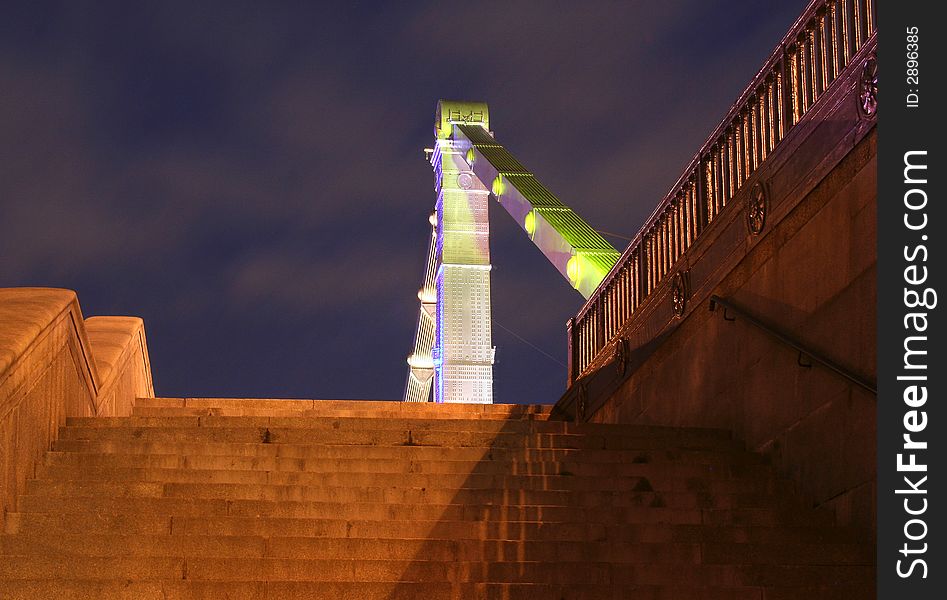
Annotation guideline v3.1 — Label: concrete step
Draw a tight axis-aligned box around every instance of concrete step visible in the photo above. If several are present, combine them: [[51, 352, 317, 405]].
[[12, 494, 699, 525], [51, 439, 762, 465], [0, 555, 873, 586], [0, 533, 265, 558], [14, 489, 836, 529], [43, 450, 773, 478], [35, 464, 790, 496], [5, 512, 858, 545], [133, 407, 553, 421], [19, 484, 800, 522], [4, 510, 681, 540], [23, 478, 807, 512], [56, 425, 744, 451], [1, 579, 855, 600], [136, 397, 552, 418], [0, 580, 270, 600], [66, 415, 732, 439], [0, 532, 871, 565]]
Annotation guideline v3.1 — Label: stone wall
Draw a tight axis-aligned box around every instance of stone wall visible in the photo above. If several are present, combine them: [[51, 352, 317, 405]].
[[590, 130, 875, 537], [86, 316, 154, 418], [559, 42, 878, 539], [0, 288, 153, 527]]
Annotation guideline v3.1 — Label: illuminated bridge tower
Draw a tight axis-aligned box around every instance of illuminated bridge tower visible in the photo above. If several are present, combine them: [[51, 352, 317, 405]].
[[430, 102, 495, 404], [404, 100, 620, 403]]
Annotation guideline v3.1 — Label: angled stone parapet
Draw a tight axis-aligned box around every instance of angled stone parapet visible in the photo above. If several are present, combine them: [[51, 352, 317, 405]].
[[0, 287, 153, 528], [86, 316, 154, 417]]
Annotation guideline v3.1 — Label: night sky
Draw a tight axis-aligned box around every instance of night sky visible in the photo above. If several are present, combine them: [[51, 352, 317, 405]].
[[1, 1, 803, 404]]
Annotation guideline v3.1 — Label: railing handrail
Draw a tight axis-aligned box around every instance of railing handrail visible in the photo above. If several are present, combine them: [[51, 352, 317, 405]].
[[570, 0, 876, 382], [576, 0, 875, 323], [709, 295, 876, 395]]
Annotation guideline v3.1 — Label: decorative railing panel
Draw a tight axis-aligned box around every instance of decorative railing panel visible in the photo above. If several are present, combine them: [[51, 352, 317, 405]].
[[569, 0, 876, 381]]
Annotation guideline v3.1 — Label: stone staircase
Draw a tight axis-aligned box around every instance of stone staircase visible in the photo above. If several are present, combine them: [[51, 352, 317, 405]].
[[0, 398, 873, 599]]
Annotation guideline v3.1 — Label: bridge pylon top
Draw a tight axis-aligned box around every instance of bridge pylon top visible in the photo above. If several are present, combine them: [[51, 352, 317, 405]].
[[436, 100, 489, 139], [406, 98, 621, 402]]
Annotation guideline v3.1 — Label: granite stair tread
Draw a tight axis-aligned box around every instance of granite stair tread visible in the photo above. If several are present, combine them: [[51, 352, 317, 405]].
[[0, 397, 873, 598]]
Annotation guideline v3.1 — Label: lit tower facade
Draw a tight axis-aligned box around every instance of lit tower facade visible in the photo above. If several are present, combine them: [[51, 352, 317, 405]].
[[430, 102, 495, 404], [404, 100, 619, 403]]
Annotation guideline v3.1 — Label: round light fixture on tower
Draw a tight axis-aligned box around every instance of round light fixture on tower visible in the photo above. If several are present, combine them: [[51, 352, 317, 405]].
[[491, 174, 505, 197], [524, 210, 536, 238], [566, 255, 582, 286]]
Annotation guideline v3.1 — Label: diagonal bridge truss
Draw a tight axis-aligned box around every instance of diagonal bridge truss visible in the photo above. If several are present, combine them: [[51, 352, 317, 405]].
[[404, 100, 620, 403]]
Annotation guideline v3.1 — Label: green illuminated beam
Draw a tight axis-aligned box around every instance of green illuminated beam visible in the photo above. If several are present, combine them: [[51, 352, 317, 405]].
[[441, 111, 619, 299]]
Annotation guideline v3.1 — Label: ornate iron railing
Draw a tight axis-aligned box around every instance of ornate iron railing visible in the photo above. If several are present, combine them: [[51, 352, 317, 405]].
[[569, 0, 876, 382]]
